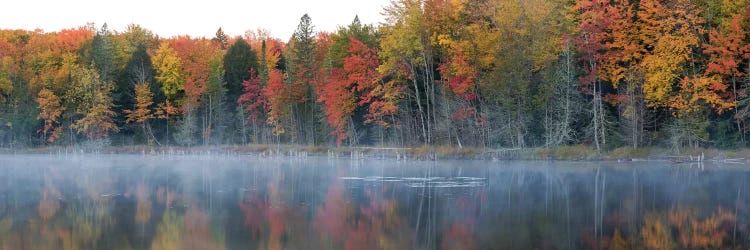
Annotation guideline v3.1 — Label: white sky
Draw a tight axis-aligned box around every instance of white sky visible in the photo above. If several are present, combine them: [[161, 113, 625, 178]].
[[0, 0, 391, 41]]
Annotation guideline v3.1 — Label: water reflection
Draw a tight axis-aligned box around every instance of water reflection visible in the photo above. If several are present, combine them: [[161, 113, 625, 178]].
[[0, 155, 748, 249]]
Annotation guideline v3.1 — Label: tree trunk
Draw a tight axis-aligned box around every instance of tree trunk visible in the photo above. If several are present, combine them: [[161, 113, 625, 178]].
[[593, 79, 601, 153], [733, 76, 745, 143], [410, 63, 428, 144]]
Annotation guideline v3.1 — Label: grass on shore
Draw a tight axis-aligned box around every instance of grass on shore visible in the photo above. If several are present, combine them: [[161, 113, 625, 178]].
[[2, 144, 749, 161]]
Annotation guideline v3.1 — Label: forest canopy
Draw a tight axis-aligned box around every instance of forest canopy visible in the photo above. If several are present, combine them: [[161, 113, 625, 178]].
[[2, 0, 750, 151]]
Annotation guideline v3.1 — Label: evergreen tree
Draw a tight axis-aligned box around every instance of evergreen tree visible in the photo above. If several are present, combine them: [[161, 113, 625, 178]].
[[212, 28, 229, 49], [90, 24, 116, 83], [292, 14, 316, 89], [223, 39, 257, 106], [290, 14, 321, 144]]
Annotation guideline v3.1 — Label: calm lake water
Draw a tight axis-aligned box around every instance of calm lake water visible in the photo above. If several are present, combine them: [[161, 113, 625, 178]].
[[0, 154, 748, 249]]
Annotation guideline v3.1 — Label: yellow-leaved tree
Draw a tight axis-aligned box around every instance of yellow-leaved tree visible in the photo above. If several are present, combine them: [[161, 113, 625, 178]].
[[69, 66, 119, 140], [153, 42, 184, 101], [125, 83, 158, 144]]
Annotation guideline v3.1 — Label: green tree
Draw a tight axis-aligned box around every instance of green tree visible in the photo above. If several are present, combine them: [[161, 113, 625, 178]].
[[289, 13, 322, 144], [380, 0, 434, 144], [121, 24, 157, 51], [89, 24, 116, 83], [223, 39, 257, 109], [328, 16, 378, 68], [212, 27, 229, 49], [68, 66, 119, 140], [202, 57, 227, 145], [0, 56, 12, 105]]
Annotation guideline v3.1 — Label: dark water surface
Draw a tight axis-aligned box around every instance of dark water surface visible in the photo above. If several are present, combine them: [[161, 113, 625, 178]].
[[1, 154, 749, 249]]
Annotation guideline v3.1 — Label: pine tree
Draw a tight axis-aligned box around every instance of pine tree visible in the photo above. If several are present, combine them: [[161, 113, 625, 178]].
[[223, 39, 258, 108], [212, 28, 229, 49]]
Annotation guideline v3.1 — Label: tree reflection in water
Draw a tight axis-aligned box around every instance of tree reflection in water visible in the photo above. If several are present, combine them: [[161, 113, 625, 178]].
[[0, 156, 747, 249]]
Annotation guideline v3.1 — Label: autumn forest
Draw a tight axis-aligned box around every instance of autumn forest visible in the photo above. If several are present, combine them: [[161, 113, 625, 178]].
[[2, 0, 750, 151]]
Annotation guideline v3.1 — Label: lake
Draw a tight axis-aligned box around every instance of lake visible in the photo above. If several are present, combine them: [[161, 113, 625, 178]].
[[0, 154, 748, 249]]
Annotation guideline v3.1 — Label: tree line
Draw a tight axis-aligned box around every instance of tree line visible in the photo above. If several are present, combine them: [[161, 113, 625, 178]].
[[1, 0, 750, 151]]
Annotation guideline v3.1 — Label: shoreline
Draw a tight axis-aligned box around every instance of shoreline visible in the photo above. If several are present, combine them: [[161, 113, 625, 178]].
[[0, 144, 749, 164]]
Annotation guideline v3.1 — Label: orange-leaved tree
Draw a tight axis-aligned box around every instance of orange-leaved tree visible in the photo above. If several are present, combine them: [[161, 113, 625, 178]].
[[702, 15, 750, 139], [667, 10, 735, 115], [169, 36, 216, 111], [639, 0, 707, 111], [318, 36, 398, 145], [345, 36, 400, 127], [125, 83, 157, 144], [264, 69, 288, 136], [155, 99, 179, 145], [318, 69, 354, 145], [574, 0, 614, 151], [600, 0, 648, 147], [36, 88, 65, 143]]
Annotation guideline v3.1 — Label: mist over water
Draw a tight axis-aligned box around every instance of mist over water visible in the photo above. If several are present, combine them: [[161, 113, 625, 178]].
[[0, 155, 748, 249]]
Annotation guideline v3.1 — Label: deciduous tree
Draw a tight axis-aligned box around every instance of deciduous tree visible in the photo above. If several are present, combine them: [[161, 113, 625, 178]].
[[574, 0, 613, 151], [238, 69, 265, 123], [318, 69, 354, 144], [703, 15, 749, 140], [118, 43, 158, 126], [155, 99, 179, 145], [69, 66, 118, 139], [153, 42, 184, 100], [36, 88, 64, 143], [125, 83, 157, 143], [265, 69, 288, 135]]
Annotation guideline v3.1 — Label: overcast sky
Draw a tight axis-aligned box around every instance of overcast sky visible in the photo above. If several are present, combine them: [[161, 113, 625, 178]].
[[0, 0, 391, 41]]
